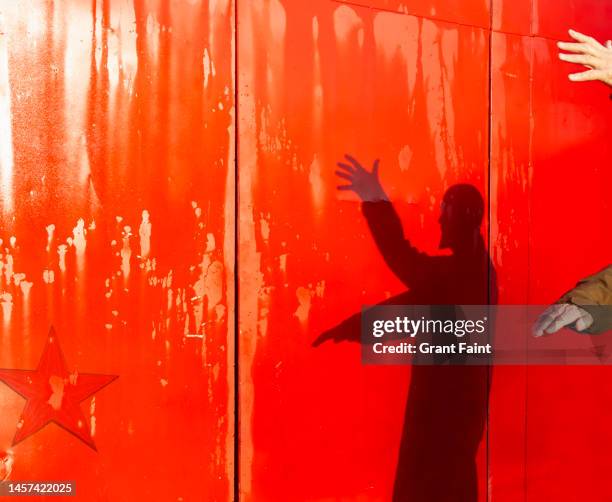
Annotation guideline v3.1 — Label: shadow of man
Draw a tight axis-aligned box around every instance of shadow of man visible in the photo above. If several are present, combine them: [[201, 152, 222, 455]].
[[314, 155, 498, 502]]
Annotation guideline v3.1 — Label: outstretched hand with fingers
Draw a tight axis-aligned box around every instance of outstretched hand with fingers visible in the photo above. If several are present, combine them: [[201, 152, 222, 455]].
[[532, 303, 594, 337], [558, 29, 612, 87], [335, 154, 388, 202]]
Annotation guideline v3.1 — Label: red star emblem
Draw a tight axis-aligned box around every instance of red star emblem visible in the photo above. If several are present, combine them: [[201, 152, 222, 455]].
[[0, 328, 117, 450]]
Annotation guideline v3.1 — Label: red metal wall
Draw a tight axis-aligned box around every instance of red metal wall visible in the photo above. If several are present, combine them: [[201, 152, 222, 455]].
[[238, 0, 612, 501], [490, 0, 612, 500], [237, 0, 490, 500], [0, 0, 234, 500], [1, 0, 611, 500]]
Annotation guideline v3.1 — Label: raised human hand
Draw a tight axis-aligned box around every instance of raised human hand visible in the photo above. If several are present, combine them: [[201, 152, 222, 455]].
[[558, 29, 612, 87]]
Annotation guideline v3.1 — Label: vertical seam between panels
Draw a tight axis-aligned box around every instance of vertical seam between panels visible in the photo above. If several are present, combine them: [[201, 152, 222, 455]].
[[524, 23, 535, 502], [486, 2, 493, 501], [233, 0, 240, 500]]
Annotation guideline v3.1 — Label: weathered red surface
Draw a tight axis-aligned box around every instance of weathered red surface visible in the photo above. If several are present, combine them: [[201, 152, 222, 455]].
[[238, 1, 612, 501], [490, 29, 612, 501], [1, 0, 612, 500], [238, 1, 489, 500], [494, 0, 612, 39], [0, 0, 234, 500]]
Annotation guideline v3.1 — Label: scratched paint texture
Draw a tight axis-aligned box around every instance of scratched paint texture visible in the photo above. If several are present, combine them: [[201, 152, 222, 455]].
[[0, 0, 234, 500], [1, 0, 612, 500], [239, 1, 612, 502], [238, 1, 489, 500]]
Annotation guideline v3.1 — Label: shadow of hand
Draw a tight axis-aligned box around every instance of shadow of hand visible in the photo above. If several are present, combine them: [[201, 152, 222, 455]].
[[336, 154, 388, 202]]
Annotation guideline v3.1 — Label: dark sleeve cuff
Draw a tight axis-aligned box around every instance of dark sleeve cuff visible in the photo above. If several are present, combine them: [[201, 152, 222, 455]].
[[579, 305, 612, 335]]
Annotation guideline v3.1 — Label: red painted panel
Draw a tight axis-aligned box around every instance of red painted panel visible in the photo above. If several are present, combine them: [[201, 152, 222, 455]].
[[490, 28, 612, 501], [0, 0, 234, 500], [488, 30, 532, 501], [492, 0, 531, 35], [532, 0, 612, 41], [3, 0, 611, 499], [238, 1, 490, 500], [526, 35, 612, 501], [335, 0, 491, 30], [493, 0, 612, 40]]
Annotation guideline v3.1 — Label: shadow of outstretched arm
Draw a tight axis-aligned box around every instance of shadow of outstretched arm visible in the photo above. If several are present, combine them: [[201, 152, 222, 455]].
[[312, 291, 414, 347], [315, 154, 436, 348]]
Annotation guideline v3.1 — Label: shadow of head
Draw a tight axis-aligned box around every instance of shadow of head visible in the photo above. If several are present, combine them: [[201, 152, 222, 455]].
[[438, 184, 484, 251]]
